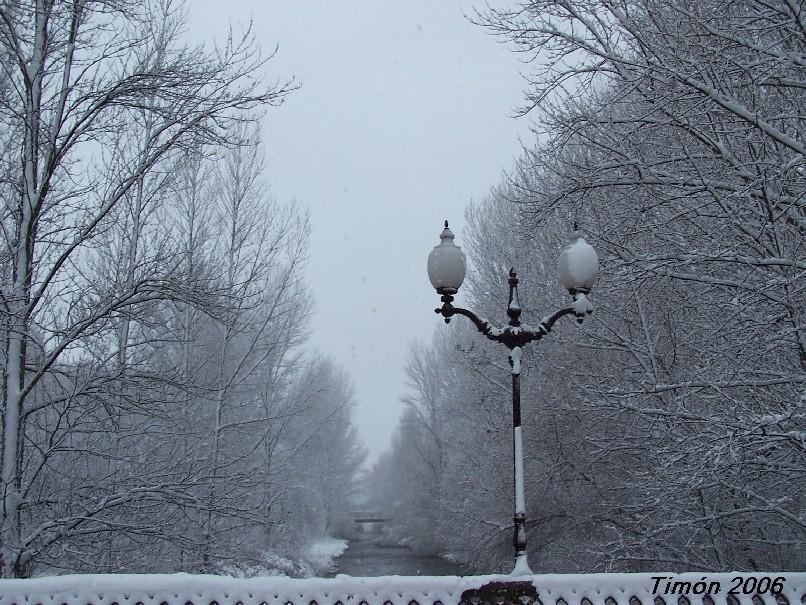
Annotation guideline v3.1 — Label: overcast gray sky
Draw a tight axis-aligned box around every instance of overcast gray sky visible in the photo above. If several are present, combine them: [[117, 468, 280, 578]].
[[187, 1, 532, 462]]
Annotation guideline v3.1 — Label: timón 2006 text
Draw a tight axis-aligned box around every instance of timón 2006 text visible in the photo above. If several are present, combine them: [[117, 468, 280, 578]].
[[651, 576, 787, 596]]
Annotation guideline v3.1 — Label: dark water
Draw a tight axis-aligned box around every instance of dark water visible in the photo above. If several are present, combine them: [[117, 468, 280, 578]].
[[328, 539, 469, 577]]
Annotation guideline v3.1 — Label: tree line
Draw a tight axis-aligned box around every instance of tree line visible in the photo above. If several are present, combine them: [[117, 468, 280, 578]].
[[369, 0, 805, 573], [0, 0, 364, 578]]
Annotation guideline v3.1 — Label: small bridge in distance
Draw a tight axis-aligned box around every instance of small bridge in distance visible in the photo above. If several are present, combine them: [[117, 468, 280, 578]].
[[351, 510, 389, 534]]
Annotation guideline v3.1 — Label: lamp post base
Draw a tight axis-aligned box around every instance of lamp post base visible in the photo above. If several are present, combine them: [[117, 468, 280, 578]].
[[511, 552, 533, 576]]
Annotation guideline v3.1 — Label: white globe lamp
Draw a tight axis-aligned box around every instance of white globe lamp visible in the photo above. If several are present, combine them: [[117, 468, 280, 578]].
[[558, 227, 599, 294], [427, 221, 466, 294]]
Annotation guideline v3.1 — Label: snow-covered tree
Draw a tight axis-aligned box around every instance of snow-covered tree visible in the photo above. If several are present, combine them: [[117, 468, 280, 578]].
[[0, 0, 365, 578]]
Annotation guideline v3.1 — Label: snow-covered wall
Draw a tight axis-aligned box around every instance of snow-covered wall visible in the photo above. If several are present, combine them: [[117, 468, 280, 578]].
[[0, 572, 804, 605]]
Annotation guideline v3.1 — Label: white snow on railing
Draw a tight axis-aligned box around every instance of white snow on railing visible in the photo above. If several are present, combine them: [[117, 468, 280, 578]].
[[0, 572, 804, 605]]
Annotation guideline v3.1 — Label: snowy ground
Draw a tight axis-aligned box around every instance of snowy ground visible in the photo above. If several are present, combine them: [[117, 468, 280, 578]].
[[217, 538, 348, 578]]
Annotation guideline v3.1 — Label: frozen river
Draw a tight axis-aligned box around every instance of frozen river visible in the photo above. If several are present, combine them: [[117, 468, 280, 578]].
[[329, 539, 470, 577]]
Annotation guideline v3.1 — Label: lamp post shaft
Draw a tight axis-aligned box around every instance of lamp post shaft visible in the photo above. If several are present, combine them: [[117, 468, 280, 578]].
[[507, 270, 531, 575], [511, 365, 529, 574]]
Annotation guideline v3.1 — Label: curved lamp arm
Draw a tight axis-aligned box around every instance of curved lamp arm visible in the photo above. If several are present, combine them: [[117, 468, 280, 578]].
[[436, 302, 501, 340], [435, 294, 584, 349]]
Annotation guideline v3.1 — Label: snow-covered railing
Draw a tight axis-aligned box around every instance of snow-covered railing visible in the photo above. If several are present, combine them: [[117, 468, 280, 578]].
[[1, 572, 804, 605]]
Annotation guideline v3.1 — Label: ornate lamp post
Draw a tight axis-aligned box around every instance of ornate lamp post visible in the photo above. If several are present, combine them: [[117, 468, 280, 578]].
[[427, 221, 598, 576]]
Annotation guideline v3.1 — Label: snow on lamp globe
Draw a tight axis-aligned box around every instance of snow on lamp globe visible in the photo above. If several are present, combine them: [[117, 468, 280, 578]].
[[558, 224, 598, 321]]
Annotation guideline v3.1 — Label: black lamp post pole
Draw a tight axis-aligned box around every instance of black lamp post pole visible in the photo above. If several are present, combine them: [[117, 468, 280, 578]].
[[506, 270, 528, 571], [435, 268, 591, 575]]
